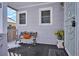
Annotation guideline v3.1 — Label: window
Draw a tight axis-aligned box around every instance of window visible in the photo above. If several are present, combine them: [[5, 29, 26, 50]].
[[39, 7, 52, 25], [19, 13, 26, 24], [0, 3, 2, 8], [18, 11, 27, 25], [7, 7, 16, 23]]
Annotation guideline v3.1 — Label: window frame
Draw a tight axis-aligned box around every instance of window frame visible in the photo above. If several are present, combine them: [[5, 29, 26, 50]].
[[18, 11, 27, 26], [39, 7, 53, 25]]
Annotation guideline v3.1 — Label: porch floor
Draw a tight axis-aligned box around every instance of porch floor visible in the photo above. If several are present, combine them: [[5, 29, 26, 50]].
[[8, 43, 68, 56]]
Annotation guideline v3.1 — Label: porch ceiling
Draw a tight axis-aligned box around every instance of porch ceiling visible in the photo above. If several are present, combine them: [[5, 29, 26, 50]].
[[7, 2, 50, 10]]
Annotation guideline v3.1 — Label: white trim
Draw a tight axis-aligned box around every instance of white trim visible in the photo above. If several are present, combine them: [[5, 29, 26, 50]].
[[0, 3, 3, 33], [18, 2, 54, 10], [65, 47, 71, 56], [76, 3, 79, 56], [18, 11, 27, 26], [39, 7, 53, 25]]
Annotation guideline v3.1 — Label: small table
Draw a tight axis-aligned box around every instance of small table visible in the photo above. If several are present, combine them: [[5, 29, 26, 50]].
[[16, 32, 37, 46]]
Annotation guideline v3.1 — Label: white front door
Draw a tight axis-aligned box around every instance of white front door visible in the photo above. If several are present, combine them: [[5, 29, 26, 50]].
[[64, 2, 77, 56]]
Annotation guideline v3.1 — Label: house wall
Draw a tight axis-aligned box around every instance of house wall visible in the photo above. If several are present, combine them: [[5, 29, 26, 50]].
[[17, 3, 64, 45], [0, 3, 8, 56]]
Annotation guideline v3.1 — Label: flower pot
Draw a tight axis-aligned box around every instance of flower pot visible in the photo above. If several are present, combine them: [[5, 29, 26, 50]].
[[57, 40, 64, 48]]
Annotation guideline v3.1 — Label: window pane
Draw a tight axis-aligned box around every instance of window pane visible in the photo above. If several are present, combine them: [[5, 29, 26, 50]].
[[41, 17, 50, 23], [19, 13, 26, 24], [7, 7, 16, 22], [41, 10, 50, 16]]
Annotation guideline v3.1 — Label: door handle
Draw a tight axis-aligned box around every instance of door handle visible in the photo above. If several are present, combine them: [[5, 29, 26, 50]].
[[72, 20, 75, 27]]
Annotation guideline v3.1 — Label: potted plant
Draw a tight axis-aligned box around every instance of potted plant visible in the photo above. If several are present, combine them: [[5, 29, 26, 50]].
[[54, 30, 64, 48]]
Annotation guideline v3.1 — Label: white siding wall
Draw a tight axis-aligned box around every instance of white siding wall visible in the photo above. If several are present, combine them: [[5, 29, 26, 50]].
[[16, 3, 64, 45]]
